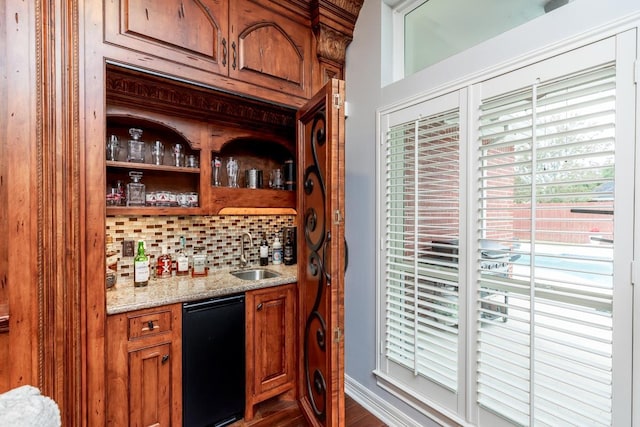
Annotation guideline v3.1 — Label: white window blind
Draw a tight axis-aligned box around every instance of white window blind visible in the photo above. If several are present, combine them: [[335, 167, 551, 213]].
[[377, 33, 634, 426], [476, 64, 616, 426], [384, 108, 461, 392]]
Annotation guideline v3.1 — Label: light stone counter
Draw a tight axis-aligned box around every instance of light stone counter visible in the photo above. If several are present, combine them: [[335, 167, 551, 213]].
[[106, 264, 298, 315]]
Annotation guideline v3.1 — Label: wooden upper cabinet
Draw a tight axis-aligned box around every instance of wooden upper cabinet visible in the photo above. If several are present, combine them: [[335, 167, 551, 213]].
[[230, 0, 311, 98], [105, 0, 311, 98], [105, 0, 229, 74]]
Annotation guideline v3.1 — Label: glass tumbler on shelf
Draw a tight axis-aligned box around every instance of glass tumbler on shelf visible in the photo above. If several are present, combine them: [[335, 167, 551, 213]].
[[173, 143, 184, 167], [150, 140, 164, 165], [127, 128, 145, 163], [226, 157, 238, 188], [115, 180, 126, 206], [106, 135, 120, 161], [270, 168, 284, 189], [106, 187, 119, 206], [186, 154, 198, 168]]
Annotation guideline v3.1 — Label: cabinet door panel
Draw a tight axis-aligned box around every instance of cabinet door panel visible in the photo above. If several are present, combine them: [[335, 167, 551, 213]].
[[230, 1, 311, 98], [245, 284, 295, 420], [240, 24, 303, 86], [254, 288, 294, 394], [105, 0, 228, 74], [126, 0, 219, 57], [129, 343, 172, 427], [296, 79, 346, 426]]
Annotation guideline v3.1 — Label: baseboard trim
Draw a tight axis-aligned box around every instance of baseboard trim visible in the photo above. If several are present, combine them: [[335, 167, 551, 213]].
[[345, 374, 423, 427]]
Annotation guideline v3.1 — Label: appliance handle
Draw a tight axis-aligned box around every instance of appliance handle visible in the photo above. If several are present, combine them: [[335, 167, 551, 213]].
[[183, 294, 244, 312]]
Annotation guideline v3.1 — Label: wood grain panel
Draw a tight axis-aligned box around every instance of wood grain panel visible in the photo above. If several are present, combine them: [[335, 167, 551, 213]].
[[105, 0, 228, 75], [296, 80, 346, 427], [129, 343, 171, 427], [230, 0, 311, 97], [125, 0, 220, 58], [107, 304, 182, 426], [245, 284, 296, 421]]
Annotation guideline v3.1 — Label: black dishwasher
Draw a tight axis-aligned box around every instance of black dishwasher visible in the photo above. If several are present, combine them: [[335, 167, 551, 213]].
[[183, 294, 245, 427]]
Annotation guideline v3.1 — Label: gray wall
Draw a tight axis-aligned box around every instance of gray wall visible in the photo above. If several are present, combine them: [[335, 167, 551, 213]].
[[343, 0, 387, 416], [344, 0, 640, 425]]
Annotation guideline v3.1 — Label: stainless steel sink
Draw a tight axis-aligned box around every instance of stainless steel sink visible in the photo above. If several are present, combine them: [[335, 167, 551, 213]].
[[230, 268, 280, 281]]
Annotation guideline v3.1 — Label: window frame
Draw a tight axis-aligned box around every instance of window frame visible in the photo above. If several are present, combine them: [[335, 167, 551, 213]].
[[375, 31, 636, 426]]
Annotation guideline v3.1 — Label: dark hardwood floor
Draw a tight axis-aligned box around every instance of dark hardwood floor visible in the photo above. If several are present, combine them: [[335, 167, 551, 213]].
[[229, 395, 387, 427], [345, 395, 387, 427]]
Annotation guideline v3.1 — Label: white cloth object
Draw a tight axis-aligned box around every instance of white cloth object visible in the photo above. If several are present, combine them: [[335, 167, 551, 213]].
[[0, 385, 61, 427]]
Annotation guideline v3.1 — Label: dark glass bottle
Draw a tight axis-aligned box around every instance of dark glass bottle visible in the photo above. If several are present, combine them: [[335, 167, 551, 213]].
[[284, 230, 294, 265], [259, 233, 269, 266]]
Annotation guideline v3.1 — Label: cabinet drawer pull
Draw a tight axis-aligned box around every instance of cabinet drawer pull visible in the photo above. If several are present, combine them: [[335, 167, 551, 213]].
[[257, 303, 263, 311], [162, 354, 170, 364], [128, 311, 172, 339]]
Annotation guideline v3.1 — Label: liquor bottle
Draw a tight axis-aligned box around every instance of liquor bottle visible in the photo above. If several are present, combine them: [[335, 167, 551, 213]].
[[126, 171, 145, 206], [176, 236, 189, 276], [133, 240, 150, 287], [127, 128, 145, 163], [106, 235, 118, 288], [259, 233, 269, 266], [156, 245, 172, 279], [284, 230, 294, 265], [192, 246, 207, 276], [272, 235, 283, 265]]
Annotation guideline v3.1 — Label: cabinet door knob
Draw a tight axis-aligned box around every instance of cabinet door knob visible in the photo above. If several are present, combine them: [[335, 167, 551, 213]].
[[257, 303, 263, 311], [147, 320, 155, 330], [162, 354, 169, 364]]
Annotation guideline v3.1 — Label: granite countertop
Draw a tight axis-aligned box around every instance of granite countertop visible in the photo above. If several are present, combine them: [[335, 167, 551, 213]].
[[106, 264, 298, 314]]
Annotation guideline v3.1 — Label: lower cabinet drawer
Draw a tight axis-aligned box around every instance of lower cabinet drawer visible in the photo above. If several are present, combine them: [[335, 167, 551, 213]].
[[128, 310, 173, 340]]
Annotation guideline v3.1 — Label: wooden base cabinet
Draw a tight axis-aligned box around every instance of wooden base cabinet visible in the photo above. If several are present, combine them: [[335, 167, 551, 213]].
[[106, 304, 182, 427], [245, 283, 296, 421]]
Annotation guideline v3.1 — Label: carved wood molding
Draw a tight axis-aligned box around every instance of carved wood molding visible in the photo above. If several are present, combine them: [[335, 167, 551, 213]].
[[38, 0, 83, 426], [311, 0, 364, 67], [314, 23, 352, 64], [105, 65, 296, 136], [317, 0, 364, 17]]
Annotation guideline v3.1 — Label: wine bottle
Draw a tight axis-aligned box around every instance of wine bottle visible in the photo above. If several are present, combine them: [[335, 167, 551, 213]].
[[133, 240, 150, 287], [284, 230, 294, 265], [259, 233, 269, 266]]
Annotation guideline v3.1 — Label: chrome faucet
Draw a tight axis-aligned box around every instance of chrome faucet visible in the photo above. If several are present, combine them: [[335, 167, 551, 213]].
[[240, 232, 253, 267]]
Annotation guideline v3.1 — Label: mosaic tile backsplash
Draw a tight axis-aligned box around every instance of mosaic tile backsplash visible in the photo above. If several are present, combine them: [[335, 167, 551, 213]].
[[107, 215, 295, 283]]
